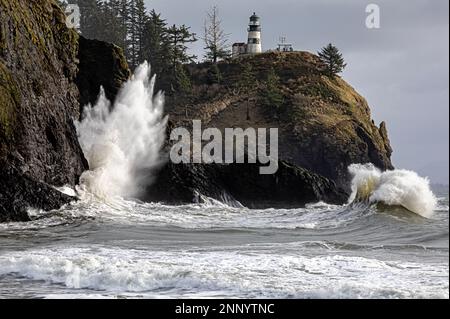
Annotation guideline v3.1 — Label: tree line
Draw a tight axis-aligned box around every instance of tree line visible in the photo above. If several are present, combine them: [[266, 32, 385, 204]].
[[57, 1, 235, 94], [58, 0, 199, 94]]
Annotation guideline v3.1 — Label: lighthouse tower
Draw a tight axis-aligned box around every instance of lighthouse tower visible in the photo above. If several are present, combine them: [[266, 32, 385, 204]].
[[247, 12, 262, 54]]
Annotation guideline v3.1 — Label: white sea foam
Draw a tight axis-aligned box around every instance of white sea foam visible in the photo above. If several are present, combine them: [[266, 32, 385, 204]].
[[0, 246, 447, 299], [348, 164, 437, 218], [75, 62, 167, 199]]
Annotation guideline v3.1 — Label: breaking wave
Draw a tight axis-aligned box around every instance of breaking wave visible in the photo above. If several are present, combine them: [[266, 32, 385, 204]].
[[348, 164, 437, 218], [75, 62, 167, 200], [0, 246, 447, 298]]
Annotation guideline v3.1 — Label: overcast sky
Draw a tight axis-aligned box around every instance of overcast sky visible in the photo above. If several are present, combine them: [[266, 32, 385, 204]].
[[145, 0, 449, 184]]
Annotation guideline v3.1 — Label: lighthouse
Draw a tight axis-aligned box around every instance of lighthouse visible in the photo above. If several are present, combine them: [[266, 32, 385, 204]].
[[247, 12, 262, 54]]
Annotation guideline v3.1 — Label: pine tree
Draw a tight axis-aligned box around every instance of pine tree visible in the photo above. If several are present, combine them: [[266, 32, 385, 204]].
[[127, 0, 139, 69], [237, 63, 257, 120], [107, 0, 128, 50], [134, 0, 149, 65], [72, 0, 101, 39], [203, 5, 230, 63], [95, 1, 127, 47], [318, 43, 347, 77], [123, 0, 149, 68], [175, 65, 192, 96], [141, 10, 169, 75], [207, 63, 222, 84], [259, 67, 284, 116], [166, 24, 197, 68], [165, 24, 197, 93]]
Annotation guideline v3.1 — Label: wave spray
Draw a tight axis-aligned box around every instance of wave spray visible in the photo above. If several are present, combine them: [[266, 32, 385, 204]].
[[75, 62, 167, 199], [348, 163, 437, 217]]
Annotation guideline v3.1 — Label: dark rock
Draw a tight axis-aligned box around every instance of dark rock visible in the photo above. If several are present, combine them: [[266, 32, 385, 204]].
[[0, 0, 87, 187], [76, 37, 130, 109], [0, 162, 75, 223], [145, 160, 348, 208], [0, 0, 86, 222]]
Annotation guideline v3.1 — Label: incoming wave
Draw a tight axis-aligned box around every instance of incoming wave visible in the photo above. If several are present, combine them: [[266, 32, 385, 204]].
[[348, 164, 437, 218], [0, 246, 447, 298]]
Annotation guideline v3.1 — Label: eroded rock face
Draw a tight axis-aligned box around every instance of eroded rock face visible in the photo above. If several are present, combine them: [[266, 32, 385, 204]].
[[0, 0, 87, 186]]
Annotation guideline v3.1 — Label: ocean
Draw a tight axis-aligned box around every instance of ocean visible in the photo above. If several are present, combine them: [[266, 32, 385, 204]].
[[0, 185, 447, 299]]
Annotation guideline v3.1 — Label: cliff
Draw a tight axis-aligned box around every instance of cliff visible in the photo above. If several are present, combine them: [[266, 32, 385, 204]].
[[0, 0, 130, 222], [0, 0, 85, 186], [167, 52, 394, 190]]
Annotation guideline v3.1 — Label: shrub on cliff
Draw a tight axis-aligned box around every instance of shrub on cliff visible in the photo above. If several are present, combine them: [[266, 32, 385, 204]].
[[259, 67, 284, 117]]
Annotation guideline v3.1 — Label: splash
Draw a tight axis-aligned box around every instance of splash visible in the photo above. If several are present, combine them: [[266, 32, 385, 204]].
[[75, 62, 167, 199], [348, 163, 437, 217]]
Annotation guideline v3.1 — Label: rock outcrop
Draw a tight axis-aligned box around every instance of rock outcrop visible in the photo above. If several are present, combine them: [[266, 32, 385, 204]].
[[0, 163, 74, 222], [76, 37, 130, 108], [145, 160, 347, 208]]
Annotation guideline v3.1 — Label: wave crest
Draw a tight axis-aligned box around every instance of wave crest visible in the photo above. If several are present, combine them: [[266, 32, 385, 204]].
[[348, 164, 437, 217]]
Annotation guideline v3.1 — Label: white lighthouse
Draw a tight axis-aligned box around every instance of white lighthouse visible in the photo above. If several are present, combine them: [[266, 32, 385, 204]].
[[247, 12, 262, 54]]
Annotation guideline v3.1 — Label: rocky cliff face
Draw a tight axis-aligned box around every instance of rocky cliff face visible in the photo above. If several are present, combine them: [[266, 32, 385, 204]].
[[0, 0, 130, 222], [168, 52, 394, 190], [0, 0, 86, 186]]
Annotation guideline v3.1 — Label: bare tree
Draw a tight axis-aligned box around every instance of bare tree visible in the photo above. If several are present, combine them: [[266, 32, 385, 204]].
[[203, 5, 230, 63]]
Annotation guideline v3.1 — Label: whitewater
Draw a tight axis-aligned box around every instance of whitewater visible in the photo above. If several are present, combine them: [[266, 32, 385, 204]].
[[0, 63, 447, 299]]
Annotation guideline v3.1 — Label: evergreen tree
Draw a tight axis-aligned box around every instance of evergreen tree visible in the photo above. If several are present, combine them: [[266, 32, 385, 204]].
[[175, 65, 192, 96], [165, 24, 197, 93], [141, 10, 169, 75], [127, 0, 139, 69], [107, 0, 128, 50], [206, 63, 222, 84], [73, 0, 101, 39], [259, 68, 284, 116], [96, 1, 127, 48], [120, 0, 150, 69], [65, 0, 197, 93], [134, 0, 149, 67], [166, 24, 197, 68], [318, 43, 347, 77], [237, 63, 257, 120], [203, 5, 230, 63]]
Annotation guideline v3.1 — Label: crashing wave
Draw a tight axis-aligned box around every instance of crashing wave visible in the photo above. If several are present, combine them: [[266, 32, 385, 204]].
[[348, 163, 437, 218], [75, 62, 167, 199]]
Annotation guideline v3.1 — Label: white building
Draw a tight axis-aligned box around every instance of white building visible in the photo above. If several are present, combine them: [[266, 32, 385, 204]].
[[232, 12, 262, 58]]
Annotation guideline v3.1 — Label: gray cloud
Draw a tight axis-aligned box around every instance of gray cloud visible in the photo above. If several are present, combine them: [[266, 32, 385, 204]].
[[146, 0, 449, 184]]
